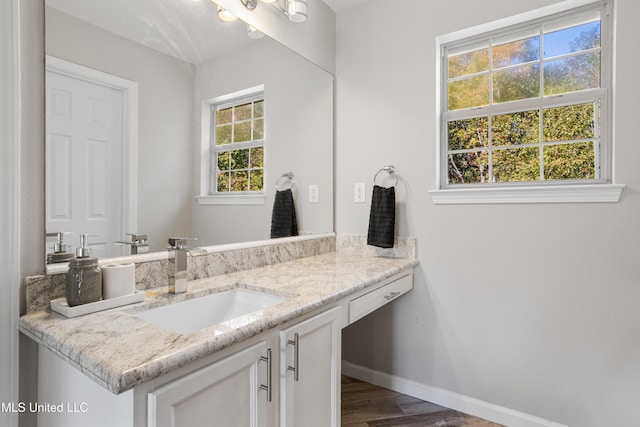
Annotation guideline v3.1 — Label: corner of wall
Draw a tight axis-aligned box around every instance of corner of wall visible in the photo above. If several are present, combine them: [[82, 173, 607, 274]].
[[19, 0, 46, 283]]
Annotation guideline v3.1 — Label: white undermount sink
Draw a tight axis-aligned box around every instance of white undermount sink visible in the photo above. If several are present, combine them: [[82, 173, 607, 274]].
[[135, 287, 289, 334]]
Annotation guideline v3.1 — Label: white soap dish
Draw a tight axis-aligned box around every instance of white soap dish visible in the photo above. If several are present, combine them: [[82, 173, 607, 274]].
[[50, 290, 146, 318]]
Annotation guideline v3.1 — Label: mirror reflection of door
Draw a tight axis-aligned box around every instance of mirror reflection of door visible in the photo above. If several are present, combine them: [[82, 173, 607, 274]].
[[46, 59, 134, 259]]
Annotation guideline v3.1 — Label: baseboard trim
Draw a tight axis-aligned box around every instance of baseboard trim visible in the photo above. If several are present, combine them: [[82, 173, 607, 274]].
[[342, 361, 569, 427]]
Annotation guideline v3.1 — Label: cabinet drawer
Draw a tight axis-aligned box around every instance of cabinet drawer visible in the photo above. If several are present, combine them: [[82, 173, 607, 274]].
[[348, 273, 413, 324]]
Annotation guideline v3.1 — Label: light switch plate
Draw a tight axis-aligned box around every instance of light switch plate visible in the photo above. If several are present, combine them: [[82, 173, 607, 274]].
[[309, 185, 319, 203], [354, 183, 366, 203]]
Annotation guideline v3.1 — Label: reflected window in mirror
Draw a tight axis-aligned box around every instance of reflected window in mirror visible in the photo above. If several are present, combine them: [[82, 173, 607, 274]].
[[212, 91, 265, 195]]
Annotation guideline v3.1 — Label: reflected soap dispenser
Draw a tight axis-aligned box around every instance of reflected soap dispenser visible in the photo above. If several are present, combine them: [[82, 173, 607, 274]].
[[66, 234, 102, 307], [45, 232, 74, 264]]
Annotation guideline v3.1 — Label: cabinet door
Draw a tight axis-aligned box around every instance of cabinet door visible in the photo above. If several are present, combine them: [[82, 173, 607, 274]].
[[279, 307, 341, 427], [148, 341, 271, 427]]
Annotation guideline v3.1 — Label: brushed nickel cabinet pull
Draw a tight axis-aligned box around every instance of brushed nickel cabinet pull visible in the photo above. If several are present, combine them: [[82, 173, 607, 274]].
[[259, 349, 272, 402], [287, 333, 299, 381], [384, 291, 401, 301]]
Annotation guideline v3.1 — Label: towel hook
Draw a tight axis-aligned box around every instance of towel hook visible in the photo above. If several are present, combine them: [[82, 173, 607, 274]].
[[373, 165, 399, 188], [275, 172, 294, 191]]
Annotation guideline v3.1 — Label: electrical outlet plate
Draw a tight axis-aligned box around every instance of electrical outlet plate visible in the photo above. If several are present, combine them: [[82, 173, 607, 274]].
[[354, 183, 366, 203]]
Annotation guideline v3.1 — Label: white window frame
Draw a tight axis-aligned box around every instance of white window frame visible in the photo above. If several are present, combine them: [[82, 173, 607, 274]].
[[197, 85, 265, 206], [430, 0, 624, 204]]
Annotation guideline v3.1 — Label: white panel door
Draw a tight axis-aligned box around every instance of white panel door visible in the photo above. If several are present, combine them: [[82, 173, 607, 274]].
[[46, 70, 123, 258]]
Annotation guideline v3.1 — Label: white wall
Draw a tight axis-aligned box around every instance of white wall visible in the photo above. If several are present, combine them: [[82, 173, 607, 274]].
[[1, 0, 20, 424], [46, 7, 195, 253], [192, 38, 334, 246], [337, 0, 640, 426]]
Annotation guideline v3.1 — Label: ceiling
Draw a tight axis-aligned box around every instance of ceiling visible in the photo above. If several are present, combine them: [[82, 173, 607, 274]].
[[322, 0, 369, 13], [46, 0, 256, 65], [46, 0, 367, 65]]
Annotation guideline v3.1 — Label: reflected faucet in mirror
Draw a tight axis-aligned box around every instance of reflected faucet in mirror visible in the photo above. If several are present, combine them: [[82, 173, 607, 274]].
[[115, 234, 151, 255]]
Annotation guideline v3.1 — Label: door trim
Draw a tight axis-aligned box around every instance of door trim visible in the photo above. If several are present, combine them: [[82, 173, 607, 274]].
[[45, 55, 138, 241]]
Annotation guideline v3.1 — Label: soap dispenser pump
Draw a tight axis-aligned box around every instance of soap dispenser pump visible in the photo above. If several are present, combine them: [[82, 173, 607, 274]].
[[45, 232, 74, 264], [65, 234, 102, 307]]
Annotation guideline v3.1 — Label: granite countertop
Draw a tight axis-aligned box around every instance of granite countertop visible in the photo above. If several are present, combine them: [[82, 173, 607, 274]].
[[19, 251, 418, 395]]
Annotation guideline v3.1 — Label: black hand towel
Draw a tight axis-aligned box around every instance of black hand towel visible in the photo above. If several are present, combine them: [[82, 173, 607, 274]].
[[271, 188, 299, 238], [367, 185, 395, 248]]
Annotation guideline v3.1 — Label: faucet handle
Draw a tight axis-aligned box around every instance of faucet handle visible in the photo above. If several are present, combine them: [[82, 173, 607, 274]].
[[117, 233, 150, 246], [168, 237, 197, 250], [127, 233, 149, 242]]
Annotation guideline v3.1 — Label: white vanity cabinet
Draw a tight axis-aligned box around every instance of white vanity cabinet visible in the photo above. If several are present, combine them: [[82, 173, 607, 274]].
[[32, 268, 414, 427], [148, 341, 273, 427], [145, 307, 342, 427], [279, 307, 341, 427]]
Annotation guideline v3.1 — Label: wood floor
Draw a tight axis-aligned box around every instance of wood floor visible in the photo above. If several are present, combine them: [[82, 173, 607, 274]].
[[341, 376, 505, 427]]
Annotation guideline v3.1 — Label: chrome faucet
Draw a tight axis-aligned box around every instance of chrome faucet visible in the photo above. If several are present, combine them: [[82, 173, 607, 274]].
[[167, 237, 197, 294]]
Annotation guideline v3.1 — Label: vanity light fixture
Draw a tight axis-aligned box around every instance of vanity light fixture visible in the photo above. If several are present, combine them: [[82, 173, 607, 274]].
[[240, 0, 258, 10], [240, 0, 307, 23], [217, 6, 238, 22], [286, 0, 307, 23]]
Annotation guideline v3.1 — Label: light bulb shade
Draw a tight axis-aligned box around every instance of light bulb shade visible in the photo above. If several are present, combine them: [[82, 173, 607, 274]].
[[217, 6, 238, 22], [287, 0, 307, 23]]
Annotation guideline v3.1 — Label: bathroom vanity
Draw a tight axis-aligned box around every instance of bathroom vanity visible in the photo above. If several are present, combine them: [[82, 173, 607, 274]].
[[20, 236, 417, 427]]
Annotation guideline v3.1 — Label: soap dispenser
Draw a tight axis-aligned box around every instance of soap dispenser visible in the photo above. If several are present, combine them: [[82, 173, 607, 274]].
[[66, 234, 102, 307], [45, 232, 74, 264]]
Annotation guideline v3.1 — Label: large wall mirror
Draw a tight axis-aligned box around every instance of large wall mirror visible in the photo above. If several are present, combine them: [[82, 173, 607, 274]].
[[44, 0, 334, 265]]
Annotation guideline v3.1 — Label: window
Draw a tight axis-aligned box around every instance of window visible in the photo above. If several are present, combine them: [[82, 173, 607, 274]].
[[433, 1, 623, 203], [211, 93, 265, 195]]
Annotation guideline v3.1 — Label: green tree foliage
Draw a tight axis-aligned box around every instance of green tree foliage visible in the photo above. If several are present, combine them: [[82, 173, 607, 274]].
[[448, 76, 489, 110], [544, 142, 594, 180], [493, 147, 539, 182], [492, 37, 541, 104], [216, 147, 265, 192], [448, 152, 488, 184], [491, 111, 540, 182], [492, 110, 539, 146], [542, 103, 596, 180], [448, 48, 489, 78], [545, 24, 600, 95], [214, 100, 265, 192], [446, 22, 600, 184], [447, 118, 487, 183]]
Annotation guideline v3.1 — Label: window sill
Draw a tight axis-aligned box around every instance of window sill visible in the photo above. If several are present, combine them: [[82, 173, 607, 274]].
[[196, 195, 265, 206], [429, 184, 625, 205]]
